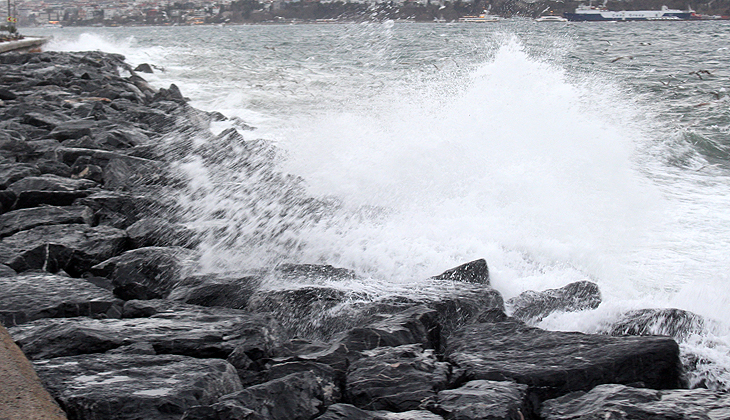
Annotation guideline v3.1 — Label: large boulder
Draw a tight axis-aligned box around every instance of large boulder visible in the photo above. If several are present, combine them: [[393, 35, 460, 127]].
[[168, 274, 262, 309], [90, 246, 195, 300], [125, 217, 197, 248], [74, 190, 166, 228], [431, 259, 490, 285], [0, 273, 122, 326], [506, 281, 601, 323], [541, 383, 730, 420], [0, 205, 93, 238], [346, 344, 450, 412], [605, 308, 706, 341], [0, 224, 127, 276], [8, 174, 97, 209], [34, 353, 242, 420], [9, 302, 282, 360], [0, 162, 40, 188], [444, 316, 682, 402]]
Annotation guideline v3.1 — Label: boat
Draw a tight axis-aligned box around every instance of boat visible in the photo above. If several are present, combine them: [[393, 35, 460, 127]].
[[458, 12, 501, 22], [535, 14, 568, 22], [564, 2, 693, 21]]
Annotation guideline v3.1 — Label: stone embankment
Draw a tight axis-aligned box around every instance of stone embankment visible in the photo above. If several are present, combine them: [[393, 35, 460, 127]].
[[0, 51, 727, 420]]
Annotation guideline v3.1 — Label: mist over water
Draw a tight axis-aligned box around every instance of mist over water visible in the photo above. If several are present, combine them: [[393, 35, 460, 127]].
[[32, 21, 730, 389]]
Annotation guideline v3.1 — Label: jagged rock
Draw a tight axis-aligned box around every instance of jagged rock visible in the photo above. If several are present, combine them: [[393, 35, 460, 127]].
[[245, 286, 368, 338], [125, 217, 197, 248], [49, 119, 96, 141], [168, 274, 262, 309], [541, 383, 730, 420], [0, 272, 122, 326], [0, 263, 15, 276], [274, 263, 357, 282], [0, 224, 127, 276], [605, 308, 706, 341], [36, 159, 72, 177], [33, 353, 242, 420], [0, 162, 40, 188], [423, 380, 531, 420], [90, 246, 195, 300], [0, 205, 93, 237], [6, 174, 97, 194], [10, 302, 282, 360], [346, 344, 450, 411], [74, 190, 165, 228], [217, 371, 325, 420], [266, 361, 341, 405], [134, 63, 154, 74], [0, 190, 16, 213], [182, 400, 263, 420], [431, 259, 490, 285], [0, 88, 16, 100], [506, 281, 601, 323], [315, 405, 445, 420], [445, 316, 682, 402], [153, 83, 186, 103]]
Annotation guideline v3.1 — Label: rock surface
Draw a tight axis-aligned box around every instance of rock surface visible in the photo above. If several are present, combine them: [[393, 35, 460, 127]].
[[34, 353, 242, 420], [506, 280, 601, 323]]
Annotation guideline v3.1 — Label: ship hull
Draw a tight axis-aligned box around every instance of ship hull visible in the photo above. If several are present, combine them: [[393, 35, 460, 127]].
[[564, 10, 692, 21]]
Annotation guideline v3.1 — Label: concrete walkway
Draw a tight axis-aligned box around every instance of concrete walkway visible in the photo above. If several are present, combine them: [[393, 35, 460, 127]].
[[0, 37, 49, 54], [0, 324, 67, 420]]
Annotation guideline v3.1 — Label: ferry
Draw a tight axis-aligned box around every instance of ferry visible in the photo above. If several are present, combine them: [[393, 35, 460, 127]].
[[458, 12, 500, 22], [535, 14, 568, 22], [564, 3, 693, 21]]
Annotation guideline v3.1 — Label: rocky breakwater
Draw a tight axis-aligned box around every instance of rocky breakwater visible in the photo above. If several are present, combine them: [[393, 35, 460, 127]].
[[0, 51, 726, 420]]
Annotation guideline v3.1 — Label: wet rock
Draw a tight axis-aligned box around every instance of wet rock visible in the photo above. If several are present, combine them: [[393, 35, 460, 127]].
[[605, 308, 706, 341], [49, 119, 96, 141], [0, 263, 15, 276], [445, 316, 682, 402], [0, 162, 40, 188], [0, 224, 127, 276], [0, 272, 122, 326], [217, 371, 325, 420], [74, 190, 165, 228], [90, 246, 195, 300], [0, 190, 16, 213], [506, 281, 601, 323], [0, 205, 93, 238], [541, 383, 730, 420], [153, 83, 186, 103], [34, 353, 242, 420], [10, 302, 282, 360], [431, 259, 490, 285], [266, 361, 341, 405], [182, 400, 262, 420], [0, 88, 16, 100], [36, 159, 72, 177], [168, 274, 262, 309], [125, 217, 197, 248], [133, 63, 154, 74], [275, 263, 357, 282], [346, 344, 450, 411], [423, 380, 531, 420], [315, 404, 376, 420], [7, 173, 97, 194]]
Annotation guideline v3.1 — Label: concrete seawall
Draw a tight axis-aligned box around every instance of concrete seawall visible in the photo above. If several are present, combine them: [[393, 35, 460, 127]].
[[0, 323, 67, 420], [0, 37, 49, 54]]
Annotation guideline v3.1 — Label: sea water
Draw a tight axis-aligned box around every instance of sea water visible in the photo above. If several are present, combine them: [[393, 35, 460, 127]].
[[26, 20, 730, 389]]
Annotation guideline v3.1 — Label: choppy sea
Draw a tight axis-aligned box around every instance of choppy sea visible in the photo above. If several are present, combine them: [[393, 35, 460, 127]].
[[25, 20, 730, 389]]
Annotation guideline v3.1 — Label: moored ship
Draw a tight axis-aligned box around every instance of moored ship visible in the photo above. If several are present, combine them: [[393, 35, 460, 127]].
[[564, 3, 694, 21]]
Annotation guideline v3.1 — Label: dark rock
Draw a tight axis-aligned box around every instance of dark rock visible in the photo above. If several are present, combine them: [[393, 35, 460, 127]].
[[275, 263, 357, 282], [423, 380, 531, 420], [315, 404, 376, 420], [0, 224, 127, 276], [70, 160, 104, 184], [90, 246, 195, 300], [0, 272, 122, 326], [0, 88, 16, 100], [10, 302, 282, 360], [0, 133, 32, 159], [506, 281, 601, 323], [217, 371, 325, 420], [7, 174, 97, 193], [346, 344, 450, 411], [182, 400, 263, 420], [74, 190, 165, 228], [267, 361, 341, 405], [49, 119, 96, 141], [0, 190, 16, 213], [0, 205, 93, 238], [22, 111, 70, 130], [541, 383, 730, 420], [13, 189, 93, 209], [33, 353, 242, 420], [153, 83, 186, 103], [445, 316, 683, 402], [36, 159, 72, 177], [605, 308, 706, 341], [0, 263, 15, 276], [125, 217, 197, 248], [0, 162, 40, 188], [133, 63, 154, 74], [168, 274, 261, 309], [431, 259, 490, 285]]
